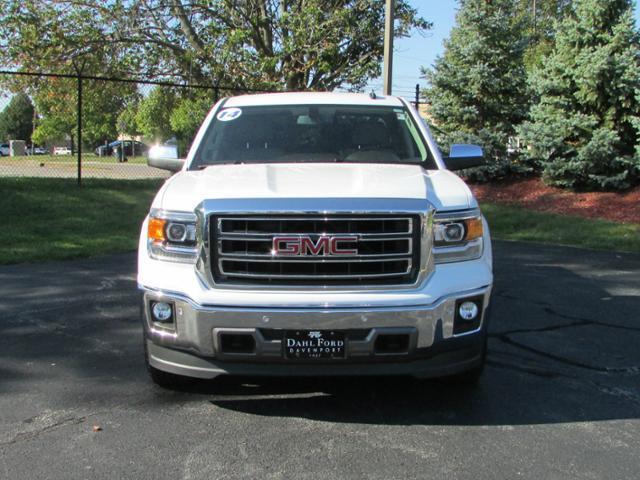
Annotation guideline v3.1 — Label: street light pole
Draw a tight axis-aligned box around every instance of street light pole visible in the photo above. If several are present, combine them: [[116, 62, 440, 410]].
[[383, 0, 395, 95]]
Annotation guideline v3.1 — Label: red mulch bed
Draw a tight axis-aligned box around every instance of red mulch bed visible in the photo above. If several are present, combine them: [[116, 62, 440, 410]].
[[469, 178, 640, 224]]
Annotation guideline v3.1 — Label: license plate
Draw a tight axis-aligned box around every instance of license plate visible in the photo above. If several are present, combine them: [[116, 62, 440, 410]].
[[283, 330, 346, 360]]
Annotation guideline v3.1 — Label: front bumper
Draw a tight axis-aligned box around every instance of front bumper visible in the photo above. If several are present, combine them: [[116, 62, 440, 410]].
[[141, 286, 491, 379]]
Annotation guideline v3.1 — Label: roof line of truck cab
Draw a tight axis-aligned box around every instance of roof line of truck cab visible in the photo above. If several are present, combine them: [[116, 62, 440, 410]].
[[224, 92, 405, 108]]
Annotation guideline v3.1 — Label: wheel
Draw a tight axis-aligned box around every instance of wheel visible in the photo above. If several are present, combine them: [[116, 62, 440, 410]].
[[143, 334, 192, 389]]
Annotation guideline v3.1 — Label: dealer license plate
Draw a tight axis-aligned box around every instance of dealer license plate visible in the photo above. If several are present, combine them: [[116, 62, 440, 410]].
[[283, 330, 346, 360]]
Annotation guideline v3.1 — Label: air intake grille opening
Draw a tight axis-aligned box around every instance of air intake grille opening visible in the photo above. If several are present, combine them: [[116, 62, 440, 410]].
[[220, 334, 256, 354]]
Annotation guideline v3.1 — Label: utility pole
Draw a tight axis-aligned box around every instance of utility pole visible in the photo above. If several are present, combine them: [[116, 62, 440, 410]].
[[383, 0, 395, 95], [532, 0, 537, 36]]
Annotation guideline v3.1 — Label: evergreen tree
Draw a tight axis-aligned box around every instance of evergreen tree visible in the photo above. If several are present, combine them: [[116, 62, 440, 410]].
[[0, 93, 34, 143], [514, 0, 572, 71], [519, 0, 640, 190], [422, 0, 529, 180]]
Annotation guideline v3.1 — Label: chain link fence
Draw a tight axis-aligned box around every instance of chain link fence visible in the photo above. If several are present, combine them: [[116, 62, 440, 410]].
[[0, 71, 427, 183], [0, 71, 269, 182]]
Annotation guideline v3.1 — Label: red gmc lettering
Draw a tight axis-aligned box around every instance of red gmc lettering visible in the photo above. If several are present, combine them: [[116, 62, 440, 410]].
[[329, 236, 358, 255], [301, 237, 329, 255], [272, 236, 357, 256], [272, 236, 300, 255]]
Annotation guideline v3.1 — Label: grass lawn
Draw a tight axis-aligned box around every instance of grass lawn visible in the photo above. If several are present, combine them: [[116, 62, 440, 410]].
[[481, 202, 640, 254], [0, 178, 638, 265], [0, 177, 163, 264]]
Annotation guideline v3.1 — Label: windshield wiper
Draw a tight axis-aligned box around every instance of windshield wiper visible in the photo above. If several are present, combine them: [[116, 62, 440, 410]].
[[195, 161, 245, 169]]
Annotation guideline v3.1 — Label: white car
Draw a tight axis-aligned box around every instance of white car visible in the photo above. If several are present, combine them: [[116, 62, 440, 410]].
[[53, 146, 72, 155], [139, 92, 493, 387]]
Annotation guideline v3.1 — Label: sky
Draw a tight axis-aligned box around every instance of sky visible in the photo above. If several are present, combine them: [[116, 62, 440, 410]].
[[368, 0, 640, 101]]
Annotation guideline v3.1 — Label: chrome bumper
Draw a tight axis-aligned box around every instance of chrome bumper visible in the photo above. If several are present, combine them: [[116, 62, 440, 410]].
[[140, 285, 491, 378]]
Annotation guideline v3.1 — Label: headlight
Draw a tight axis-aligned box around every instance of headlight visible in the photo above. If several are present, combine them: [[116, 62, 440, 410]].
[[432, 209, 484, 263], [147, 209, 197, 263]]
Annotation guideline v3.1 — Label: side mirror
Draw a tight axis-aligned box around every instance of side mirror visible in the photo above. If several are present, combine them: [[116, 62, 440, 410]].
[[443, 144, 484, 171], [147, 145, 185, 172]]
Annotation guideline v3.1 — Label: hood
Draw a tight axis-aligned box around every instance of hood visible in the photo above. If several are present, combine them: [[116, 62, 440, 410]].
[[153, 163, 475, 212]]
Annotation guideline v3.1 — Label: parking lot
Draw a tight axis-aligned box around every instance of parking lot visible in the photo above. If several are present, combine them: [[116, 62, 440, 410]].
[[0, 240, 639, 479]]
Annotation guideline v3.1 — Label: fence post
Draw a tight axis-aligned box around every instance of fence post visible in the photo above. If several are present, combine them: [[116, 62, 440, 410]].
[[72, 59, 86, 186], [415, 84, 420, 109], [76, 73, 82, 186]]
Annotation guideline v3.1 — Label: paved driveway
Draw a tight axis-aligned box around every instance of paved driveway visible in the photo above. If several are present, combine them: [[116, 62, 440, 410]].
[[0, 241, 639, 479]]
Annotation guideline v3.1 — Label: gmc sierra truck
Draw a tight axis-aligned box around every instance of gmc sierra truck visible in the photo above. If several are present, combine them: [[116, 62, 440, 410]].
[[139, 92, 493, 387]]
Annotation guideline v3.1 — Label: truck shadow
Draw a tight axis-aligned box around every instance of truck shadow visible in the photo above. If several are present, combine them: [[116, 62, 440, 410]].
[[199, 241, 640, 426]]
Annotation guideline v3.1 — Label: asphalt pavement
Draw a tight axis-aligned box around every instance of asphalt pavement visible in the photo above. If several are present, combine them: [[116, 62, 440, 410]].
[[0, 240, 639, 480]]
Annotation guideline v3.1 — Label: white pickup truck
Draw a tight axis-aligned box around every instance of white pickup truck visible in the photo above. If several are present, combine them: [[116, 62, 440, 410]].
[[139, 92, 493, 387]]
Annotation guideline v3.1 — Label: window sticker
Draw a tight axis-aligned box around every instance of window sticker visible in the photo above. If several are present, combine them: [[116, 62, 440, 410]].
[[217, 107, 242, 121]]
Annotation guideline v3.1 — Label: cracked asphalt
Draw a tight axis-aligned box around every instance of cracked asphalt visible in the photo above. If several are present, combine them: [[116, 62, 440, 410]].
[[0, 240, 639, 479]]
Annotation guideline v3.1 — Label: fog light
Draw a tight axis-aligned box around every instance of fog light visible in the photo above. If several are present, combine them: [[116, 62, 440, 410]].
[[458, 301, 479, 321], [152, 302, 173, 322]]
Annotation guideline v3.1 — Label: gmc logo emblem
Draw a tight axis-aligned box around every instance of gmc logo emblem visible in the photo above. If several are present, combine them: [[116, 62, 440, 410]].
[[272, 236, 357, 256]]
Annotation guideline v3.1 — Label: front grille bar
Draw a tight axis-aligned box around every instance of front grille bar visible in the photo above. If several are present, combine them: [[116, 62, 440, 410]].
[[219, 259, 413, 279], [217, 216, 413, 237], [217, 236, 412, 258]]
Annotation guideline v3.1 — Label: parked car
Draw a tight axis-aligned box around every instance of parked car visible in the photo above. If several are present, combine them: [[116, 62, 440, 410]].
[[53, 146, 72, 155], [26, 146, 49, 155], [140, 92, 492, 388], [95, 140, 148, 157], [0, 144, 9, 156]]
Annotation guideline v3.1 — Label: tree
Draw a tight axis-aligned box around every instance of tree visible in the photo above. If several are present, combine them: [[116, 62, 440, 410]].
[[422, 0, 529, 180], [519, 0, 640, 190], [170, 92, 217, 152], [0, 92, 34, 143], [135, 87, 178, 143], [28, 77, 138, 150], [514, 0, 572, 71], [0, 2, 141, 149], [117, 101, 142, 139], [0, 1, 431, 91], [30, 78, 76, 149], [132, 87, 216, 153], [82, 79, 137, 147]]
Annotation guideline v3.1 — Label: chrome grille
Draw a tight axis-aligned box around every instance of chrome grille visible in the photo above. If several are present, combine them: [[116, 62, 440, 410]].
[[210, 215, 420, 286]]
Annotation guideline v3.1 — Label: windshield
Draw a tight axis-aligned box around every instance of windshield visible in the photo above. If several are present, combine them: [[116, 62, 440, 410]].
[[191, 104, 435, 169]]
